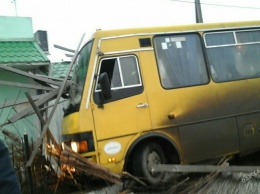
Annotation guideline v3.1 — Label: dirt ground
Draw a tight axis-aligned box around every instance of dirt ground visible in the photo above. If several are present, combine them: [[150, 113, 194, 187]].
[[75, 151, 260, 194], [76, 171, 260, 194]]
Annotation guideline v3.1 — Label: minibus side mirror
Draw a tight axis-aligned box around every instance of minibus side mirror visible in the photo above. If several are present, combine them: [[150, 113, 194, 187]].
[[99, 72, 112, 100]]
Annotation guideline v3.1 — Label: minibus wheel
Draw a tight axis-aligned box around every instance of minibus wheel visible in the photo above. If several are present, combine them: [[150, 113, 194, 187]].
[[133, 142, 166, 185]]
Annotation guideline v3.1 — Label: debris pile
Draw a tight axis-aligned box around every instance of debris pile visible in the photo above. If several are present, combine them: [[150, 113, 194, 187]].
[[46, 137, 122, 185], [0, 62, 123, 193]]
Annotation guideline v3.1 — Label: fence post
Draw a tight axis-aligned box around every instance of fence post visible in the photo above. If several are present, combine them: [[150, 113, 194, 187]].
[[24, 134, 34, 194]]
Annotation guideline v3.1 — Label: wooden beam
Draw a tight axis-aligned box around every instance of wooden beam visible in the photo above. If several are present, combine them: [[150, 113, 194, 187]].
[[8, 88, 59, 124], [26, 34, 85, 167], [25, 92, 60, 151], [0, 64, 63, 86], [0, 80, 54, 91]]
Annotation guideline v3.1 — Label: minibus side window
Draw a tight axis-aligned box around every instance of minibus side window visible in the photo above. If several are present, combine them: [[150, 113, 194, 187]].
[[204, 29, 260, 82], [154, 34, 208, 89], [94, 55, 143, 104]]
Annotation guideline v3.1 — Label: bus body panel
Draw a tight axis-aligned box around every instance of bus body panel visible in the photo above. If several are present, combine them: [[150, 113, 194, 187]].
[[61, 20, 260, 183], [179, 118, 239, 163], [96, 135, 135, 173], [92, 90, 151, 141], [237, 112, 260, 155]]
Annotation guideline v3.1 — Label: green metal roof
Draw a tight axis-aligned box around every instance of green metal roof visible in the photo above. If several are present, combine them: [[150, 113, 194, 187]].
[[0, 41, 49, 64], [50, 62, 73, 79]]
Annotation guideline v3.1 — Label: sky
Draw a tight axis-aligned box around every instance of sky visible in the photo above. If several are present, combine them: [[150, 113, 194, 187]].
[[1, 0, 260, 61]]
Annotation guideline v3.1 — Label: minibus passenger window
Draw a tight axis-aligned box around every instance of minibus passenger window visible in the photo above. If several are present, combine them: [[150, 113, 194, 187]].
[[154, 34, 208, 88], [205, 29, 260, 82]]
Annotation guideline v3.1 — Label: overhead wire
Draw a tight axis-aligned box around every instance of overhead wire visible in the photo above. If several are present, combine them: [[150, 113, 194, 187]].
[[171, 0, 260, 10]]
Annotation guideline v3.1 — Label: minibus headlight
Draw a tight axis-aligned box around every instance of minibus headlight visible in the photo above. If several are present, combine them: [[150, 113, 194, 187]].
[[71, 141, 79, 153], [71, 140, 88, 153]]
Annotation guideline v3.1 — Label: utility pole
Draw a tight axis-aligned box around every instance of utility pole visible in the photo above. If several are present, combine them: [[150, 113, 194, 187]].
[[195, 0, 203, 23]]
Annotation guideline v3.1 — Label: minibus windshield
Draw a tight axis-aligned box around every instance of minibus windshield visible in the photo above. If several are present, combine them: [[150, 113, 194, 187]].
[[67, 41, 93, 112]]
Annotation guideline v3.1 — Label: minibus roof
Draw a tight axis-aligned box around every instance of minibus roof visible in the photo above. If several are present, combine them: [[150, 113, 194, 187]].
[[91, 20, 260, 39]]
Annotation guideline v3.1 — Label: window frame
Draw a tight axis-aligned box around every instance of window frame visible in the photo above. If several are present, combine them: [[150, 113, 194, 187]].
[[153, 32, 209, 89], [95, 55, 142, 92], [204, 28, 260, 83], [93, 54, 143, 104], [204, 29, 260, 48]]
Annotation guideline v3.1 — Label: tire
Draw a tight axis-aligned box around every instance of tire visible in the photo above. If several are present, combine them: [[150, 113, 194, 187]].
[[133, 142, 166, 185]]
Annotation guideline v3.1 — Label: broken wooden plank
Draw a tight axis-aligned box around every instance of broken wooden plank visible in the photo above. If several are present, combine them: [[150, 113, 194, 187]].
[[8, 88, 59, 123], [0, 64, 62, 86], [0, 93, 48, 109], [2, 128, 21, 143], [60, 157, 121, 184], [61, 149, 121, 179], [25, 91, 61, 151], [26, 34, 85, 167], [0, 80, 54, 91], [46, 143, 122, 184], [54, 44, 76, 53], [122, 171, 147, 186], [0, 88, 62, 128]]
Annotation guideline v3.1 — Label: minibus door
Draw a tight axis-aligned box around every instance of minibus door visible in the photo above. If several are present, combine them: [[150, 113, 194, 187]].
[[92, 55, 151, 142]]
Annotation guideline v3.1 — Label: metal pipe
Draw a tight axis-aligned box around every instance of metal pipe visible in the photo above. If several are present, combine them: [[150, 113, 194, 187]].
[[152, 164, 260, 173]]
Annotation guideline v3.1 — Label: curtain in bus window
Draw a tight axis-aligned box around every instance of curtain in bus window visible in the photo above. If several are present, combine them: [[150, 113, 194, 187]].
[[205, 32, 235, 47], [236, 30, 260, 43], [154, 34, 207, 88], [207, 47, 238, 82], [164, 36, 190, 87], [205, 32, 238, 82], [206, 31, 260, 82]]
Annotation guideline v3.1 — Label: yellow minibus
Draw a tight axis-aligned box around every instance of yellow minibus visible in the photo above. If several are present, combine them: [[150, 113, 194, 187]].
[[62, 20, 260, 184]]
